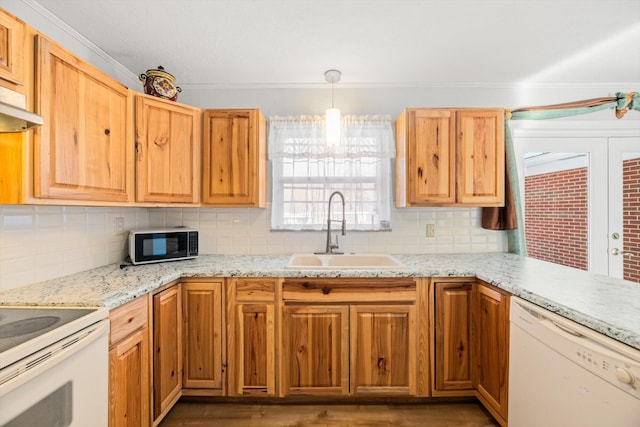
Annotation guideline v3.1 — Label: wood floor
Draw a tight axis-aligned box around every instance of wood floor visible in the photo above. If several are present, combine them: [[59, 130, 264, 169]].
[[158, 401, 500, 427]]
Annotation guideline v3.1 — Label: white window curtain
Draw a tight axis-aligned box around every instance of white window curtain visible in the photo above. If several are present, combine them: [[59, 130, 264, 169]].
[[269, 115, 395, 231]]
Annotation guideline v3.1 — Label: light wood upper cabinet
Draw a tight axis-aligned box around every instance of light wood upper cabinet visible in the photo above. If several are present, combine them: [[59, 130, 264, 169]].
[[396, 108, 504, 207], [399, 109, 456, 205], [182, 280, 223, 392], [202, 109, 266, 207], [0, 9, 26, 86], [456, 110, 505, 205], [474, 282, 509, 425], [34, 35, 133, 202], [108, 296, 150, 427], [350, 305, 416, 396], [433, 281, 474, 392], [152, 283, 182, 423], [135, 95, 201, 204], [227, 278, 277, 397]]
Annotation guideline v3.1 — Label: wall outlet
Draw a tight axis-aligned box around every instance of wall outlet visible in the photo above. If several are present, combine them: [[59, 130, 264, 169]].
[[426, 223, 435, 238], [114, 217, 125, 235]]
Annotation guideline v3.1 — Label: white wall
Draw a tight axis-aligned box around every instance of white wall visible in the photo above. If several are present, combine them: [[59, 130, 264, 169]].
[[146, 206, 505, 256], [1, 1, 634, 291], [179, 85, 635, 119], [0, 206, 149, 291], [0, 203, 505, 291]]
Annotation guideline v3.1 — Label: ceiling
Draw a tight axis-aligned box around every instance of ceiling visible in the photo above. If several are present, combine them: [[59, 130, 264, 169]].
[[31, 0, 640, 89]]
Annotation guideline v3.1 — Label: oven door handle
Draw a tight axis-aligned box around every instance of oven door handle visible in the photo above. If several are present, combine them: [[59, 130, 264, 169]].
[[0, 320, 109, 398]]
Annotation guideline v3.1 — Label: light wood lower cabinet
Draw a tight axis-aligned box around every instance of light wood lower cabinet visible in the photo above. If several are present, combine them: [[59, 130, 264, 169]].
[[433, 281, 474, 392], [106, 276, 508, 426], [474, 281, 509, 425], [432, 279, 509, 426], [152, 283, 182, 424], [182, 280, 223, 394], [108, 296, 150, 427], [227, 278, 278, 397], [282, 305, 350, 396], [350, 305, 416, 395], [280, 278, 427, 397]]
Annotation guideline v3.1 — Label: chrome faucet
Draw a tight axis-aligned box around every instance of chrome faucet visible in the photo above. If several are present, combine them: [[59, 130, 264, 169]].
[[318, 191, 346, 254]]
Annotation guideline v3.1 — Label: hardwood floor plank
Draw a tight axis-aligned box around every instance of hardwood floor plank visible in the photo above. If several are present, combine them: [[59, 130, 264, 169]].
[[158, 402, 500, 427]]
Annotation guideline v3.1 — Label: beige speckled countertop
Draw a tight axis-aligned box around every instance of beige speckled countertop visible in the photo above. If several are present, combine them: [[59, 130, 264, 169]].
[[0, 253, 638, 351]]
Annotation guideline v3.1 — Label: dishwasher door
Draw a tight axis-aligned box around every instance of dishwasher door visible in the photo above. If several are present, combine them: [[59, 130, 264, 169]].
[[508, 297, 640, 427]]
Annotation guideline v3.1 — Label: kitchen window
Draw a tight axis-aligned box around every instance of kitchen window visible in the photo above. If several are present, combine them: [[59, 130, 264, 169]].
[[268, 115, 395, 231]]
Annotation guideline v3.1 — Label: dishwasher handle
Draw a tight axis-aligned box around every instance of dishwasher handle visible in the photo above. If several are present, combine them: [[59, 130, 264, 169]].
[[550, 320, 583, 337]]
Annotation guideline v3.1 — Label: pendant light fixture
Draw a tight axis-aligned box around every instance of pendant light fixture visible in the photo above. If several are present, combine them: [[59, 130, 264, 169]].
[[324, 69, 341, 146]]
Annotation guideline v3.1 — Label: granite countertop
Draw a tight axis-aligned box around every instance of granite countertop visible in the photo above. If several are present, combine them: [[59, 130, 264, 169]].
[[0, 253, 638, 351]]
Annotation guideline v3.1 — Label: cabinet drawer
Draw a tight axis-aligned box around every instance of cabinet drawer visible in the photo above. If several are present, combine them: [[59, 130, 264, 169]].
[[282, 279, 416, 302], [235, 278, 276, 302], [109, 296, 148, 345]]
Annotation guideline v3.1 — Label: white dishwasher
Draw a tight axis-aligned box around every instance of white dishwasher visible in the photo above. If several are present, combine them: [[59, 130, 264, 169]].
[[508, 297, 640, 427]]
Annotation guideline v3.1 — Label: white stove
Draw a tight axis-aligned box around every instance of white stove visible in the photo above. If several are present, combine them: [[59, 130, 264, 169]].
[[0, 306, 109, 427]]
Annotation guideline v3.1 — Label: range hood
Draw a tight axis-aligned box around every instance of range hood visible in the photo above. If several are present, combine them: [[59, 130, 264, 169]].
[[0, 86, 44, 133]]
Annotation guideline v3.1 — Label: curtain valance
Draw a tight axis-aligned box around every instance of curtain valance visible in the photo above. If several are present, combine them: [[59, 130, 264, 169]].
[[483, 91, 639, 255]]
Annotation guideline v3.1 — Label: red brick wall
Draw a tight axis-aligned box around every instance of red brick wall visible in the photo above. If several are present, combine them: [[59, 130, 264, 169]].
[[623, 158, 640, 283], [524, 167, 588, 270]]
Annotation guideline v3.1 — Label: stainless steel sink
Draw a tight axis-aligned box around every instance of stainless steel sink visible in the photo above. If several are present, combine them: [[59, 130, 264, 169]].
[[284, 254, 405, 270]]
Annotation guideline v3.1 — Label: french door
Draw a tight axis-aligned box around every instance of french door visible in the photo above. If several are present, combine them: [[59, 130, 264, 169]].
[[608, 138, 640, 282], [513, 122, 640, 283]]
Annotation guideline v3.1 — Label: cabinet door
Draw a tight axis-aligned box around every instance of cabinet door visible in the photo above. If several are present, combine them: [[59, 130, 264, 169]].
[[456, 109, 505, 206], [475, 283, 509, 421], [152, 285, 182, 421], [109, 328, 150, 427], [35, 35, 133, 202], [408, 109, 456, 205], [0, 9, 26, 86], [135, 95, 201, 203], [182, 281, 222, 390], [233, 304, 275, 396], [350, 305, 416, 396], [281, 305, 349, 395], [202, 109, 266, 207], [434, 282, 474, 391]]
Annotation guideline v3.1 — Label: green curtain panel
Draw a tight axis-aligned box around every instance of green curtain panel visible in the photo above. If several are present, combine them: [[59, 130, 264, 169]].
[[482, 91, 639, 255]]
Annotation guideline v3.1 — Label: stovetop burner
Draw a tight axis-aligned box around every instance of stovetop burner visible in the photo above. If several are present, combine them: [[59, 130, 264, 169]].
[[0, 316, 61, 339], [0, 307, 97, 355]]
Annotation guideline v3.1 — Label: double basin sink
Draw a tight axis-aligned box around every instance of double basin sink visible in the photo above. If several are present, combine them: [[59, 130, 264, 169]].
[[285, 253, 405, 270]]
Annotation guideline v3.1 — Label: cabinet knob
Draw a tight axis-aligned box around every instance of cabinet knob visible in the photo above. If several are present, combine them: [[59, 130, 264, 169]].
[[104, 129, 110, 135]]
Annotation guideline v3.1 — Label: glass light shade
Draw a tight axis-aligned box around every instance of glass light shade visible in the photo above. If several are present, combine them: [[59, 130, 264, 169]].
[[325, 107, 341, 145]]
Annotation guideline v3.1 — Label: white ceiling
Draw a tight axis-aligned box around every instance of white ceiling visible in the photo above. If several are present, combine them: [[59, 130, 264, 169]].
[[31, 0, 640, 89]]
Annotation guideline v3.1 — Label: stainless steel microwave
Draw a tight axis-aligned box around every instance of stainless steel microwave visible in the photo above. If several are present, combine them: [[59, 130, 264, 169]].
[[129, 228, 198, 265]]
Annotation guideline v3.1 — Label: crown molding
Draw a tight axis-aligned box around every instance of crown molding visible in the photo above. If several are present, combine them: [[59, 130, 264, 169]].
[[18, 0, 138, 85], [179, 81, 640, 91]]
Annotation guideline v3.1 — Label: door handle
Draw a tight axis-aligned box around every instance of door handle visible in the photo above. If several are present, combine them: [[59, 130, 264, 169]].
[[610, 248, 636, 257]]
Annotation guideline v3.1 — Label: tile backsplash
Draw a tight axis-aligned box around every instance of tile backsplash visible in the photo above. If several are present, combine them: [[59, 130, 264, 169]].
[[0, 206, 150, 291], [0, 205, 506, 291]]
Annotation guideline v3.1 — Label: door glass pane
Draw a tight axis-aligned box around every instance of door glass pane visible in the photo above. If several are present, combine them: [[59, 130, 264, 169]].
[[523, 152, 589, 271], [623, 152, 640, 283]]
